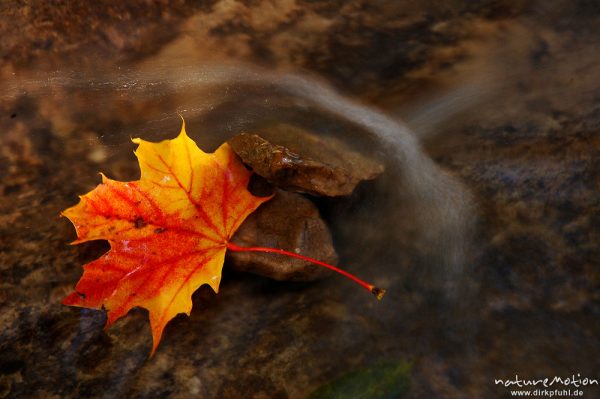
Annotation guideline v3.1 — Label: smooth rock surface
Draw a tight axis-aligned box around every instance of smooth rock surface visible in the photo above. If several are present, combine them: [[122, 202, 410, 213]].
[[229, 190, 337, 282], [228, 127, 384, 196]]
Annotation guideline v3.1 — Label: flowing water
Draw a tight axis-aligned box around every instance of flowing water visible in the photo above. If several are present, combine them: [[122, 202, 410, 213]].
[[1, 2, 598, 398]]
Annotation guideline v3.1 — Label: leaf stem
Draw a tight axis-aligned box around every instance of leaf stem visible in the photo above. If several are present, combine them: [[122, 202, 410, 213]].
[[226, 243, 385, 300]]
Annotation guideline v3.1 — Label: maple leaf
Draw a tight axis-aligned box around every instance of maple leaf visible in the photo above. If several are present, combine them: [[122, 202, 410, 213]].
[[62, 121, 271, 354], [63, 120, 385, 355]]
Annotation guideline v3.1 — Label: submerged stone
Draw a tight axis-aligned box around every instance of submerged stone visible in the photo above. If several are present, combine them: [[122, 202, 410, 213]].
[[228, 125, 384, 197], [228, 190, 337, 281]]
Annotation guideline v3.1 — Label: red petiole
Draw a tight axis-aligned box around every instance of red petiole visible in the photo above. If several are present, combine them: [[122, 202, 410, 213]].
[[226, 242, 385, 300]]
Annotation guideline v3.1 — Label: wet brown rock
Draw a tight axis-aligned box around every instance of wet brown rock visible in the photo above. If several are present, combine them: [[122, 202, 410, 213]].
[[228, 190, 337, 282], [2, 2, 599, 398], [228, 125, 384, 197]]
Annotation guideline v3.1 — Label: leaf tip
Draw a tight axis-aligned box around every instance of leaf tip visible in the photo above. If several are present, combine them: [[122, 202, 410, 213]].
[[104, 312, 118, 331], [61, 206, 76, 222], [177, 115, 187, 138], [62, 292, 80, 306], [148, 344, 158, 358]]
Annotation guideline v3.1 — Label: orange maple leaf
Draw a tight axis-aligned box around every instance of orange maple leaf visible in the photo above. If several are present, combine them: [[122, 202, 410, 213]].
[[62, 121, 271, 354], [63, 121, 385, 355]]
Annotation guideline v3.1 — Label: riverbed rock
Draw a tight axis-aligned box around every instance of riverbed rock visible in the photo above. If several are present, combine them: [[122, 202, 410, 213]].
[[228, 190, 337, 281], [2, 2, 599, 399], [227, 125, 384, 196]]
